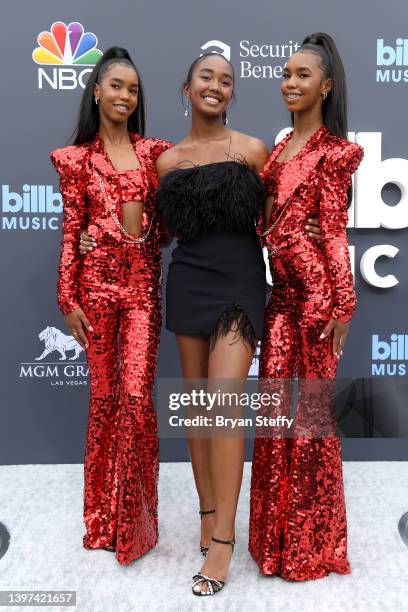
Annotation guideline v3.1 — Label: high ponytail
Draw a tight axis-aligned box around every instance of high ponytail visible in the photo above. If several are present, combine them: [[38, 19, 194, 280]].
[[72, 46, 145, 145], [299, 32, 348, 139]]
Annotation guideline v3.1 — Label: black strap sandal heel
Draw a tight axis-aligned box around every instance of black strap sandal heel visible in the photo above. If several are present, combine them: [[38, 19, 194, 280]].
[[192, 535, 235, 596], [199, 509, 215, 556]]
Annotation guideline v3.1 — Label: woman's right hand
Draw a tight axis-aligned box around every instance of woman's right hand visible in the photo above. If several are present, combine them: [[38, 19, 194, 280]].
[[64, 308, 93, 349], [79, 230, 97, 255]]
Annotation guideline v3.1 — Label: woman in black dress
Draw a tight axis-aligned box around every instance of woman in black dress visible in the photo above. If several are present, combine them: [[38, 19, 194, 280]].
[[79, 50, 322, 595], [156, 52, 269, 596]]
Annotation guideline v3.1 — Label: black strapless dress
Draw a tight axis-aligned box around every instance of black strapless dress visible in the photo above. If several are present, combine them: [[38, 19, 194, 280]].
[[156, 160, 267, 348]]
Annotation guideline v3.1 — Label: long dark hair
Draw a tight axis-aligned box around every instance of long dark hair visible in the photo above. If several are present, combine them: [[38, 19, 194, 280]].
[[300, 33, 354, 203], [72, 46, 145, 145], [298, 32, 348, 139], [182, 52, 235, 126]]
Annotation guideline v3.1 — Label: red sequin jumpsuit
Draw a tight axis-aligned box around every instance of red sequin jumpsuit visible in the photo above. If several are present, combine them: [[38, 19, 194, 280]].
[[249, 126, 364, 580], [51, 133, 171, 565]]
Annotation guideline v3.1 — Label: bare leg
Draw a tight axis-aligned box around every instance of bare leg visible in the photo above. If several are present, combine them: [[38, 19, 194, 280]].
[[194, 330, 254, 593], [176, 334, 214, 549]]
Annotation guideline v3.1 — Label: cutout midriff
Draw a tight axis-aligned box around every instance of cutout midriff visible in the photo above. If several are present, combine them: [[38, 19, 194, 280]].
[[121, 200, 144, 236]]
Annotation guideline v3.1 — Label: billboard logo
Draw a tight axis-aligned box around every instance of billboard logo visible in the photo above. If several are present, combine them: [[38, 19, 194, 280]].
[[376, 38, 408, 83], [19, 326, 88, 386], [371, 334, 407, 376], [200, 40, 231, 61], [33, 22, 103, 90], [1, 184, 62, 231]]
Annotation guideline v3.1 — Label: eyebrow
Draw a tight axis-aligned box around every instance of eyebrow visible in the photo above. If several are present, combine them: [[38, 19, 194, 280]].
[[109, 76, 139, 85], [198, 68, 233, 78], [283, 66, 312, 72]]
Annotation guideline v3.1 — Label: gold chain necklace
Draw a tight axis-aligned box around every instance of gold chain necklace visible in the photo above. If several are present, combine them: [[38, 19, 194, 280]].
[[260, 195, 292, 237]]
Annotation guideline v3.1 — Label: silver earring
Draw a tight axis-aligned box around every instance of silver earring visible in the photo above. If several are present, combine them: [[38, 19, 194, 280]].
[[94, 96, 99, 105], [322, 92, 328, 101], [224, 115, 229, 126], [184, 97, 190, 117]]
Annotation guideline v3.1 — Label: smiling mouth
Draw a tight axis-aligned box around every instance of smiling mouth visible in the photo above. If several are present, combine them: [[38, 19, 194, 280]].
[[113, 104, 130, 113], [285, 93, 303, 101], [203, 95, 222, 106]]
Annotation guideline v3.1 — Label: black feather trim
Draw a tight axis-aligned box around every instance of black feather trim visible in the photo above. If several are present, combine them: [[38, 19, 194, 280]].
[[156, 161, 265, 242]]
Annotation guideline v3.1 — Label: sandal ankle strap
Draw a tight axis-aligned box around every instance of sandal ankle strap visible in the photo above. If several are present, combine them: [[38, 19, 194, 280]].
[[199, 509, 215, 517], [211, 536, 235, 548]]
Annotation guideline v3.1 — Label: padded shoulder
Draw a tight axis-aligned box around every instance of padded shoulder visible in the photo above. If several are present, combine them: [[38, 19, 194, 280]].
[[325, 135, 364, 174], [50, 144, 89, 177]]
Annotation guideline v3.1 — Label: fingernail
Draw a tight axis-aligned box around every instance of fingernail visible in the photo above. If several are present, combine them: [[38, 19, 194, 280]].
[[340, 350, 343, 356], [319, 333, 325, 339], [305, 225, 310, 230], [89, 326, 94, 332]]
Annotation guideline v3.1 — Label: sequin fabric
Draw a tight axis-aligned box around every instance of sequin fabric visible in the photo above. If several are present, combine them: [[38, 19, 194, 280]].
[[249, 126, 364, 580], [51, 133, 171, 565]]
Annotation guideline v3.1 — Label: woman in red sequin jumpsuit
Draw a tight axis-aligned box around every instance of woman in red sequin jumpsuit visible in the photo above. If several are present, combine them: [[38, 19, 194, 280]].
[[249, 33, 364, 580], [50, 48, 170, 565]]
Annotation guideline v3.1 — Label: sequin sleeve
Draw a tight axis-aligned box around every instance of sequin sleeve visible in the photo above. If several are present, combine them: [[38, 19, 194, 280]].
[[259, 156, 275, 197], [145, 138, 173, 243], [50, 146, 88, 315], [149, 138, 173, 190], [150, 137, 173, 163], [319, 143, 363, 323]]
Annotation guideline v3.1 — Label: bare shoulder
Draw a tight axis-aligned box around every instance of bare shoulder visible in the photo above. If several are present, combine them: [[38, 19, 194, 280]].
[[156, 139, 199, 177], [156, 145, 181, 177], [230, 130, 270, 171]]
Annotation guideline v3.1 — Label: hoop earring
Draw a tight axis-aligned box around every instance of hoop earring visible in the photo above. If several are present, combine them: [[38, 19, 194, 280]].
[[94, 96, 99, 105]]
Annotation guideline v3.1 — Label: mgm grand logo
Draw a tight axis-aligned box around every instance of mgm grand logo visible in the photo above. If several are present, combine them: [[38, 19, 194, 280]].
[[20, 326, 89, 386]]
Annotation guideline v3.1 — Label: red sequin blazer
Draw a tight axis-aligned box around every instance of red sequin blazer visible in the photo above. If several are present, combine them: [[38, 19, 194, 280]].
[[50, 133, 171, 315], [258, 126, 364, 322]]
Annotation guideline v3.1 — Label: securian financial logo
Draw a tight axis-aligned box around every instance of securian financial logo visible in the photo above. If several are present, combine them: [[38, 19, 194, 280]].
[[200, 40, 231, 61], [33, 22, 103, 89], [200, 38, 300, 79], [32, 21, 102, 65]]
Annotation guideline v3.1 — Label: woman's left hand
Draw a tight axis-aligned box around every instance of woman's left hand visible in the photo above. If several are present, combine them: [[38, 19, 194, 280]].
[[320, 318, 350, 358]]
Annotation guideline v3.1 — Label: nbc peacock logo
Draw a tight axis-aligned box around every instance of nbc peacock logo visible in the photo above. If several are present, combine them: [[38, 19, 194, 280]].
[[33, 21, 103, 90]]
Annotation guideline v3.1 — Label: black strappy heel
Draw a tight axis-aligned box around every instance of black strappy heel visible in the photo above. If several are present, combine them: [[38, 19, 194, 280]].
[[192, 535, 235, 596], [199, 509, 215, 556]]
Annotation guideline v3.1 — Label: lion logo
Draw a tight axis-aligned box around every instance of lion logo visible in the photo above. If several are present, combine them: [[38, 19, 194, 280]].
[[35, 326, 84, 361]]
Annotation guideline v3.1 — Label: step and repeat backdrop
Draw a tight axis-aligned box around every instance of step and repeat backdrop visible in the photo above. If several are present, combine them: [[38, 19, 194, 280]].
[[1, 0, 407, 463]]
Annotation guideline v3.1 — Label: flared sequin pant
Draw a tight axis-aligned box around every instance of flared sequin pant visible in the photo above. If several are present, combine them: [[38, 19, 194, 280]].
[[78, 239, 161, 565], [249, 244, 351, 580]]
